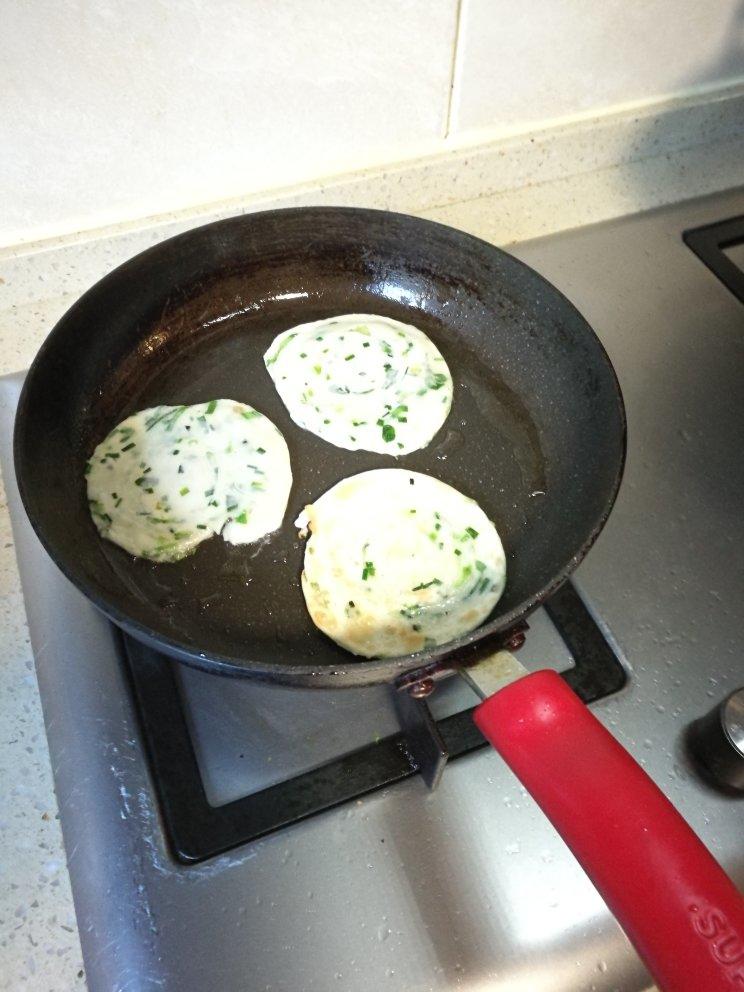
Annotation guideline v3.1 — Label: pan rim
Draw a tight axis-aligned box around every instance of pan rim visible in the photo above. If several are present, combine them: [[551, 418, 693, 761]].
[[13, 205, 627, 686]]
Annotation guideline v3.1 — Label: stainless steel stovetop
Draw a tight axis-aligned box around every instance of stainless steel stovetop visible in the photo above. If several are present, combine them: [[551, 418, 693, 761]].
[[1, 191, 743, 992]]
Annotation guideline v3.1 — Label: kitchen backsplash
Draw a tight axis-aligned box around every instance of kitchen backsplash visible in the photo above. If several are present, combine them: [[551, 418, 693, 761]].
[[2, 0, 743, 248]]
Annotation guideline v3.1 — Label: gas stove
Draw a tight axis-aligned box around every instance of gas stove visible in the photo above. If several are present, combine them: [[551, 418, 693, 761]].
[[2, 190, 743, 992]]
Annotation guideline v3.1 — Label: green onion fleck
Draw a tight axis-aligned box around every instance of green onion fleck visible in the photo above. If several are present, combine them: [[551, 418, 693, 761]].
[[179, 486, 190, 496], [411, 578, 442, 591], [381, 424, 395, 443], [362, 561, 376, 581], [265, 332, 297, 365], [426, 371, 448, 390], [234, 510, 248, 524], [455, 564, 473, 587]]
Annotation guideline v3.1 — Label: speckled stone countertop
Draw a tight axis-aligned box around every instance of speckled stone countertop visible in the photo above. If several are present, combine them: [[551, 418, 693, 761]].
[[1, 86, 742, 989]]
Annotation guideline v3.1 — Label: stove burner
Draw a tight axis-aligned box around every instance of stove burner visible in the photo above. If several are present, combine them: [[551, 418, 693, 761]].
[[123, 580, 625, 864]]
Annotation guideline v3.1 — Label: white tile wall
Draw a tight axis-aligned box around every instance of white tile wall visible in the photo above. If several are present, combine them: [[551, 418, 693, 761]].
[[2, 0, 744, 249], [0, 0, 458, 246], [450, 0, 744, 135]]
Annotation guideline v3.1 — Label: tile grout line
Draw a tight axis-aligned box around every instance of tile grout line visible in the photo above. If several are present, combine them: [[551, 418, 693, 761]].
[[443, 0, 465, 140]]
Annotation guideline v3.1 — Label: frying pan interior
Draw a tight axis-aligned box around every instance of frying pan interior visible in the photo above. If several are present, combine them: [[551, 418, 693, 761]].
[[14, 208, 625, 685]]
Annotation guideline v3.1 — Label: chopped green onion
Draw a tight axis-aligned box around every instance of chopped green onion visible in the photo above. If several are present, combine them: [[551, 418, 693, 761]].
[[426, 371, 448, 390], [265, 332, 297, 365], [411, 578, 442, 591], [145, 406, 186, 431]]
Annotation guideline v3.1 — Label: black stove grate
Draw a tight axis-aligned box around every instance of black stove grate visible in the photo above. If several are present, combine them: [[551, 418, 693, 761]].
[[123, 580, 626, 865], [684, 214, 744, 303]]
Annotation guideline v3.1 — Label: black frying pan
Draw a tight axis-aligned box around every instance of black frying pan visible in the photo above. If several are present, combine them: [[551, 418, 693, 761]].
[[13, 207, 625, 687], [16, 212, 744, 991]]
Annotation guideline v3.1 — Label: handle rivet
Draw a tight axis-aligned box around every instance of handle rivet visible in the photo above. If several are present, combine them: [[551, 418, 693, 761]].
[[504, 630, 526, 652], [409, 678, 435, 699]]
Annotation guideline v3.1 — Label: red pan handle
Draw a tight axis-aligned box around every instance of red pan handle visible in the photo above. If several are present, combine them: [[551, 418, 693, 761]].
[[473, 670, 744, 992]]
